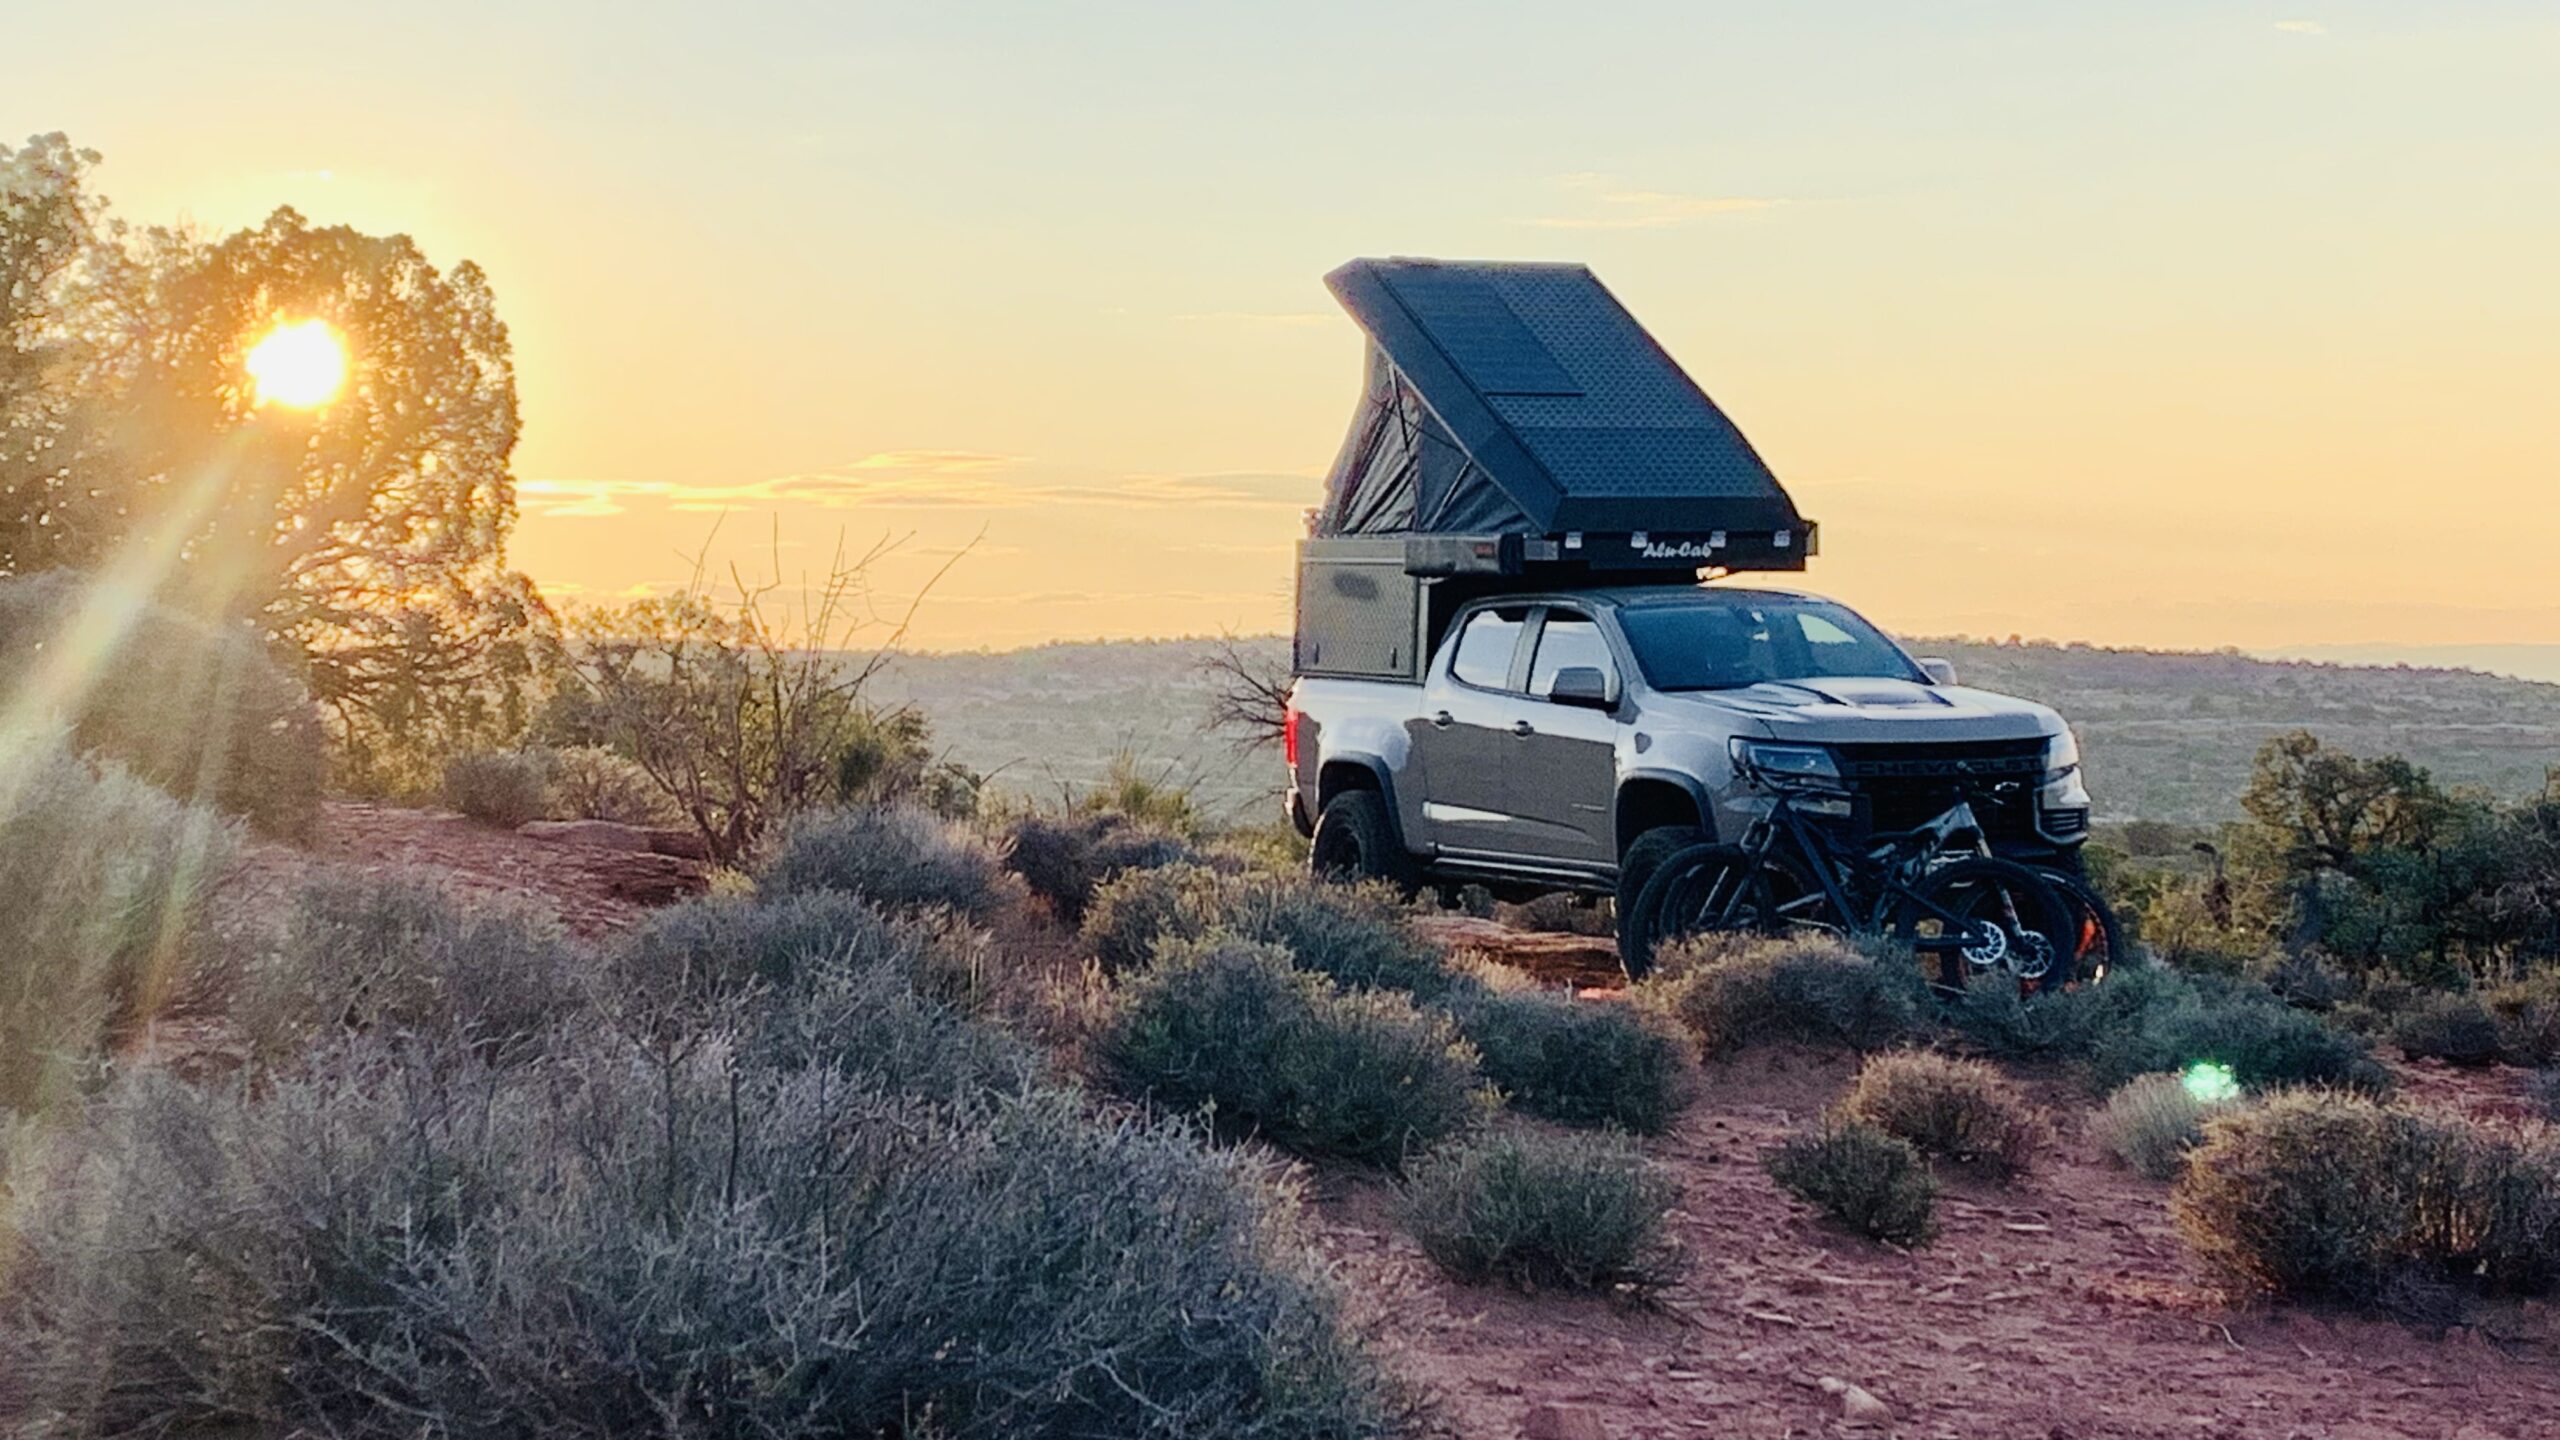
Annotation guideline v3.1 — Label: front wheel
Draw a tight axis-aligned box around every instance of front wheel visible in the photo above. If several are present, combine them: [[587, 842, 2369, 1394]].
[[1620, 842, 1817, 980], [1891, 858, 2074, 993], [1308, 790, 1419, 892]]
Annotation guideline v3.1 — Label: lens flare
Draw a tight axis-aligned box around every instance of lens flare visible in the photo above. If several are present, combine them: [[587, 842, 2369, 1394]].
[[2182, 1060, 2242, 1104], [244, 319, 348, 409]]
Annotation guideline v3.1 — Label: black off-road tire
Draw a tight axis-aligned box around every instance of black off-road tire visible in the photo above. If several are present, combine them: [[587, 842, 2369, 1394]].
[[1309, 790, 1420, 892]]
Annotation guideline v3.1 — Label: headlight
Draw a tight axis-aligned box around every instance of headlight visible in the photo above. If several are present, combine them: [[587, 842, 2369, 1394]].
[[2044, 728, 2081, 782], [1730, 738, 1841, 786]]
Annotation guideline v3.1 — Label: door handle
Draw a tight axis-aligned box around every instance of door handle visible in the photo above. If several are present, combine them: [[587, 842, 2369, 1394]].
[[1430, 711, 1454, 729], [1510, 720, 1535, 737]]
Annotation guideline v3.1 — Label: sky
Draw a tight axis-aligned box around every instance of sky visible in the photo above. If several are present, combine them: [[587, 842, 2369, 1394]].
[[10, 1, 2558, 654]]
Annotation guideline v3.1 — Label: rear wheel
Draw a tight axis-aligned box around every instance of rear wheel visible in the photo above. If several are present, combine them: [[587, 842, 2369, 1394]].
[[1308, 790, 1418, 891], [1892, 858, 2074, 992]]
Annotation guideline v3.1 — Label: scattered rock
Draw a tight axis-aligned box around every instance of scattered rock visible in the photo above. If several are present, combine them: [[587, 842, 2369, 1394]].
[[1519, 1402, 1610, 1440], [1817, 1376, 1894, 1428], [644, 827, 711, 860]]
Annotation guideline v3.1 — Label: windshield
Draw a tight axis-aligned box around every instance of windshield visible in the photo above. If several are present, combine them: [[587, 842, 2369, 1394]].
[[1618, 595, 1923, 691]]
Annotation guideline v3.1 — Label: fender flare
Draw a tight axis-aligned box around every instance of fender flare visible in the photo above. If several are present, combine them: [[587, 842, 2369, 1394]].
[[1315, 753, 1412, 852], [1614, 768, 1719, 846]]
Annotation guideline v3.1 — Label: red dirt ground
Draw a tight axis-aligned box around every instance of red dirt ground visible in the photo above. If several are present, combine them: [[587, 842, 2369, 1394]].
[[245, 803, 2560, 1440]]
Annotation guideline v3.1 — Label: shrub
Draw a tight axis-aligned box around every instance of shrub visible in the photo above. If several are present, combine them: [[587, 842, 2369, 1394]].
[[1006, 811, 1198, 925], [0, 741, 236, 1112], [2091, 1073, 2227, 1181], [2533, 1069, 2560, 1122], [1450, 990, 1687, 1134], [231, 869, 585, 1065], [2171, 1091, 2560, 1305], [1082, 863, 1227, 972], [1838, 1051, 2045, 1179], [606, 890, 960, 1006], [1764, 1122, 1937, 1245], [0, 1035, 1391, 1440], [2090, 976, 2387, 1095], [1642, 935, 1923, 1056], [2483, 977, 2560, 1067], [441, 748, 555, 827], [759, 804, 1017, 921], [1221, 876, 1464, 1001], [1400, 1131, 1680, 1292], [2391, 994, 2505, 1067], [0, 571, 327, 837], [541, 744, 681, 825], [1095, 937, 1489, 1167], [1943, 961, 2181, 1063]]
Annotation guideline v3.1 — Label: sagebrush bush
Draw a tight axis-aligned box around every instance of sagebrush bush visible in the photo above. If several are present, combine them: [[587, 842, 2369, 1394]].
[[604, 889, 1006, 1029], [760, 804, 1017, 920], [441, 748, 555, 827], [2482, 977, 2560, 1066], [1764, 1121, 1937, 1245], [1095, 937, 1489, 1167], [1082, 862, 1227, 972], [2090, 974, 2387, 1096], [0, 572, 327, 837], [2091, 1073, 2226, 1181], [1400, 1131, 1679, 1292], [1005, 811, 1199, 925], [540, 744, 680, 825], [1943, 961, 2181, 1062], [1838, 1051, 2045, 1180], [1221, 875, 1464, 1001], [2392, 993, 2506, 1067], [2172, 1090, 2560, 1306], [2533, 1070, 2560, 1122], [0, 1033, 1392, 1440], [231, 869, 585, 1065], [1641, 935, 1923, 1056], [1450, 989, 1687, 1134], [0, 741, 236, 1112]]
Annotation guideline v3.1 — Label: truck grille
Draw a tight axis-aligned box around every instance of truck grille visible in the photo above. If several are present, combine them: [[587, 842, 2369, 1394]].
[[1829, 739, 2048, 843]]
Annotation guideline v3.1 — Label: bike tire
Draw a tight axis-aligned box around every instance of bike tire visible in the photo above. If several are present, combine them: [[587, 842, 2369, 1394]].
[[1891, 857, 2075, 992], [1621, 842, 1752, 980], [2033, 866, 2124, 991]]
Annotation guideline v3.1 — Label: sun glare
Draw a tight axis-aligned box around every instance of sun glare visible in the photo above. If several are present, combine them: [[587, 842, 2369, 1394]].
[[245, 319, 348, 409]]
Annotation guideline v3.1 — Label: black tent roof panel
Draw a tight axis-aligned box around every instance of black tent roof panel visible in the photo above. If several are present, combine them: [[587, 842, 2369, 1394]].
[[1323, 257, 1805, 536]]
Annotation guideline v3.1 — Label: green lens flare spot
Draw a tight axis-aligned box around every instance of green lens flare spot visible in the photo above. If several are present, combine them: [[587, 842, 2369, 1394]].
[[2182, 1060, 2242, 1105]]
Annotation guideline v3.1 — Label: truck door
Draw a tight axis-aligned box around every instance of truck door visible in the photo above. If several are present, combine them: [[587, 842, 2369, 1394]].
[[1508, 606, 1623, 865], [1411, 604, 1534, 855]]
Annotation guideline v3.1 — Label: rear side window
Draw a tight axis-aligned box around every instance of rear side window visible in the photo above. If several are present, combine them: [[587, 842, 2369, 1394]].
[[1528, 613, 1615, 697], [1449, 607, 1529, 690]]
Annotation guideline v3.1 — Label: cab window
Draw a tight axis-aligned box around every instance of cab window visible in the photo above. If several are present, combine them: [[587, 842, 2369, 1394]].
[[1527, 612, 1615, 698], [1449, 607, 1530, 690]]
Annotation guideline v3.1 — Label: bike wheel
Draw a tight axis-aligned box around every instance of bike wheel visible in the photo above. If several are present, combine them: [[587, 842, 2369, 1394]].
[[2033, 866, 2124, 991], [1621, 842, 1773, 980], [1891, 858, 2075, 992]]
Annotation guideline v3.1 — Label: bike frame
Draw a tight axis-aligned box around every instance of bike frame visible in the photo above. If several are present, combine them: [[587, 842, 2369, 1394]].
[[1722, 783, 2011, 950]]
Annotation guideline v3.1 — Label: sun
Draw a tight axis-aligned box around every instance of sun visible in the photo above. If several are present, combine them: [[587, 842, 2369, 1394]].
[[244, 319, 348, 409]]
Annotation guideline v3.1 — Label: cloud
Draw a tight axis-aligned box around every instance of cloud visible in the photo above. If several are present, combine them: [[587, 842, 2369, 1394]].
[[1522, 173, 1783, 230], [524, 457, 1316, 521], [2272, 19, 2327, 34]]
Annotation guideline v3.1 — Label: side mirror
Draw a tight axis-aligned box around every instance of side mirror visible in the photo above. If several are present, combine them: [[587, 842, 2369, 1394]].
[[1547, 666, 1617, 710], [1917, 657, 1958, 687]]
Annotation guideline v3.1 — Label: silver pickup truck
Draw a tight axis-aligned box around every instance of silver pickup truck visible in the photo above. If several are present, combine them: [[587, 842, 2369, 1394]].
[[1284, 583, 2091, 915], [1282, 256, 2092, 960]]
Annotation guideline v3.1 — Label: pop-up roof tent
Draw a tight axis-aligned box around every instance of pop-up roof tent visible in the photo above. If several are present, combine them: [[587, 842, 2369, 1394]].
[[1295, 258, 1816, 679], [1314, 257, 1814, 574]]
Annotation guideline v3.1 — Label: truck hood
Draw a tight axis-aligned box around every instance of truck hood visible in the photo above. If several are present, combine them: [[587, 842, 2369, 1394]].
[[1642, 679, 2061, 743]]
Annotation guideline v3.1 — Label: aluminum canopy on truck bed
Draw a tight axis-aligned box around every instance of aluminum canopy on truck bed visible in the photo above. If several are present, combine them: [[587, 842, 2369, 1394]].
[[1297, 257, 1815, 681], [1314, 257, 1813, 572]]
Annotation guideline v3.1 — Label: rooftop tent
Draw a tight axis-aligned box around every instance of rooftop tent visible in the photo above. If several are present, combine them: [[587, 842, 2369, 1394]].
[[1314, 257, 1812, 571]]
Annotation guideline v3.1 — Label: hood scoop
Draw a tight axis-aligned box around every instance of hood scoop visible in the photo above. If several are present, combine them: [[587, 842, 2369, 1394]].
[[1771, 679, 1952, 709]]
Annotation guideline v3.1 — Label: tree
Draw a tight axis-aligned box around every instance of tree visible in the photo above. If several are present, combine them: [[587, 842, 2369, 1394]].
[[1202, 635, 1291, 751], [1, 135, 550, 785]]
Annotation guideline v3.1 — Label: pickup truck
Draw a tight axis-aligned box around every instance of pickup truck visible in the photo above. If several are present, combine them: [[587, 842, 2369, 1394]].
[[1283, 584, 2091, 929]]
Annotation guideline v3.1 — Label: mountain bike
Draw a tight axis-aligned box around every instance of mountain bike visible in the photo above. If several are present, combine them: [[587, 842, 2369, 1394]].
[[1621, 785, 2076, 987]]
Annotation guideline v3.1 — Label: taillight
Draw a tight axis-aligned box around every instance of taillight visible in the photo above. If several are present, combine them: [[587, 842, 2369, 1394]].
[[1283, 703, 1301, 767]]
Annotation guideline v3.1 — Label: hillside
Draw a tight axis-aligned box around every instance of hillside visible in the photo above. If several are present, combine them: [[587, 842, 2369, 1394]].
[[866, 635, 2560, 826]]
